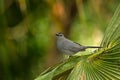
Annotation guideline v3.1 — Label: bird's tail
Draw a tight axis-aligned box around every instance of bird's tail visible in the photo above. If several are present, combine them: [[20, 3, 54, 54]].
[[85, 46, 102, 48]]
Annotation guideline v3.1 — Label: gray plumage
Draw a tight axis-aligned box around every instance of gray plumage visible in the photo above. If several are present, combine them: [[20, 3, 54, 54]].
[[56, 32, 102, 55]]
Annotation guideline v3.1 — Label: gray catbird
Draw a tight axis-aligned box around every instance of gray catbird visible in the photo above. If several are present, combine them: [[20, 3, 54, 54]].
[[56, 32, 102, 55]]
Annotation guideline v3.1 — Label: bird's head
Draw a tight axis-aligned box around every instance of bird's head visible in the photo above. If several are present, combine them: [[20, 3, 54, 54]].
[[56, 32, 65, 39]]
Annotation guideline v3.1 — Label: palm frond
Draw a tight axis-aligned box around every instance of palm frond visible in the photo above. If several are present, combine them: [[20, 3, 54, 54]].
[[101, 4, 120, 48]]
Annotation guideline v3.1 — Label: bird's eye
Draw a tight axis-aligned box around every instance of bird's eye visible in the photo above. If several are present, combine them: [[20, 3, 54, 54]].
[[59, 34, 62, 36]]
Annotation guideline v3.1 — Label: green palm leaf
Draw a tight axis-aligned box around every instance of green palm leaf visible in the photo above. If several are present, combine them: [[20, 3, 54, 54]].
[[35, 4, 120, 80]]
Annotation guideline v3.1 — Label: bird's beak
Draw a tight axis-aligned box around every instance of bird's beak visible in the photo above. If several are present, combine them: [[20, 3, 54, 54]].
[[56, 33, 59, 36]]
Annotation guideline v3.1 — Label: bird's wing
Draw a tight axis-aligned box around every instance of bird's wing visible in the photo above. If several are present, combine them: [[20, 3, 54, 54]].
[[63, 40, 85, 53], [73, 42, 82, 46], [67, 46, 82, 53]]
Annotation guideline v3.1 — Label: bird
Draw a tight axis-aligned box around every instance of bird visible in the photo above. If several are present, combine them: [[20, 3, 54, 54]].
[[56, 32, 102, 55]]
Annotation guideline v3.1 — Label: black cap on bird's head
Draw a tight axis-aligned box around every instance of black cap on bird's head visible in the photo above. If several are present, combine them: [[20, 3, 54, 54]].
[[56, 32, 64, 38], [56, 32, 63, 36]]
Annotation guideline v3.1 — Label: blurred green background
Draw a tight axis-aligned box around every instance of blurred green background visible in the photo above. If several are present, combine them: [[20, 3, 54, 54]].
[[0, 0, 119, 80]]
